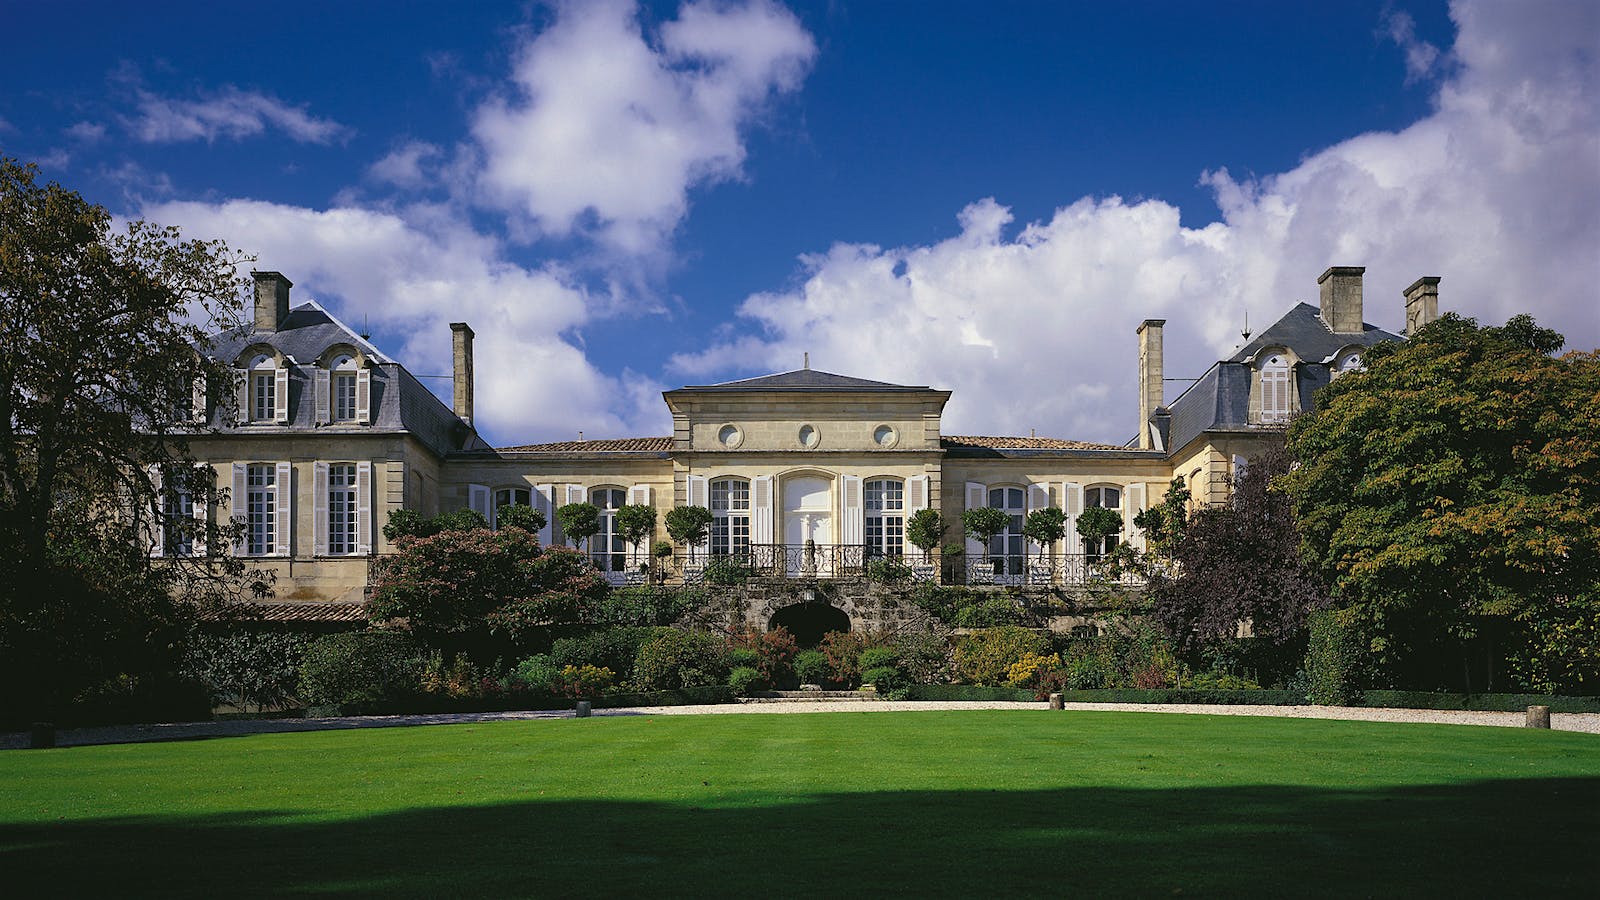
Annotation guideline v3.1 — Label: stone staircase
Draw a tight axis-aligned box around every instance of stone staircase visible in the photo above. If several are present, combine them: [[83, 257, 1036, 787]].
[[738, 688, 882, 704]]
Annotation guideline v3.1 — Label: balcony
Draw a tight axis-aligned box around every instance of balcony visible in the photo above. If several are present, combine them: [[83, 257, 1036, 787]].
[[627, 546, 1145, 587]]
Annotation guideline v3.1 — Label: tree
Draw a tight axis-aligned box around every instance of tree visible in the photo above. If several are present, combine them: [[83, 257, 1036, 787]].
[[495, 503, 546, 536], [556, 501, 600, 551], [1021, 507, 1066, 552], [664, 505, 713, 560], [1278, 313, 1600, 692], [1075, 506, 1123, 559], [383, 507, 489, 542], [1146, 444, 1326, 680], [906, 508, 946, 556], [615, 504, 657, 567], [1132, 478, 1190, 561], [369, 527, 607, 643], [961, 507, 1010, 563], [0, 157, 262, 719]]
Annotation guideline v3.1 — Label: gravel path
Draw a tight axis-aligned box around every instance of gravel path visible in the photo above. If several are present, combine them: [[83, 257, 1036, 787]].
[[5, 700, 1596, 749]]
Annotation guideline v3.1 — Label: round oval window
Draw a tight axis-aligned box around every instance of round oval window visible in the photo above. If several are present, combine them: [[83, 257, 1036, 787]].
[[798, 424, 818, 448], [873, 424, 897, 447], [718, 424, 741, 448]]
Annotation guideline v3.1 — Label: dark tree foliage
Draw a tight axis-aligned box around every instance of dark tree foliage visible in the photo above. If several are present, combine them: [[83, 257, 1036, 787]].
[[556, 501, 600, 549], [905, 508, 945, 554], [382, 508, 489, 542], [1279, 313, 1600, 692], [664, 505, 713, 558], [1148, 443, 1326, 654]]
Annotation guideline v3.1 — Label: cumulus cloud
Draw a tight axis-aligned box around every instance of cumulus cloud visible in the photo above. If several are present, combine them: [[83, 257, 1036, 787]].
[[367, 141, 442, 188], [1381, 9, 1443, 83], [64, 121, 107, 143], [676, 0, 1600, 443], [129, 86, 350, 144], [141, 198, 669, 443], [471, 0, 815, 257]]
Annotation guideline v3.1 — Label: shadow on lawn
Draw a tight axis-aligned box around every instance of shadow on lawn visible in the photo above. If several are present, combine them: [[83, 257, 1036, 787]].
[[4, 778, 1596, 897]]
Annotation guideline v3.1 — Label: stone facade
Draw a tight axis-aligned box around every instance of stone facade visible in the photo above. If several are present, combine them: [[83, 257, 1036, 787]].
[[175, 266, 1442, 626]]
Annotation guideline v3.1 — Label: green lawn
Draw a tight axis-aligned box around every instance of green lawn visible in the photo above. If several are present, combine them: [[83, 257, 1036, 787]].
[[3, 710, 1596, 897]]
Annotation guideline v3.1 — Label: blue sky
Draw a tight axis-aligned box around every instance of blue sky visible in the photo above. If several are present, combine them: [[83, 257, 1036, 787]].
[[3, 0, 1596, 446]]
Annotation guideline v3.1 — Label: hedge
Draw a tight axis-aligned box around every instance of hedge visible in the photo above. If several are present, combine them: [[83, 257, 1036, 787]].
[[1352, 691, 1600, 713], [1057, 689, 1305, 706], [903, 685, 1037, 702], [307, 684, 736, 717]]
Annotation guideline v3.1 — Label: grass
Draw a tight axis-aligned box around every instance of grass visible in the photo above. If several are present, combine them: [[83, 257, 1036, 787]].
[[2, 710, 1597, 897]]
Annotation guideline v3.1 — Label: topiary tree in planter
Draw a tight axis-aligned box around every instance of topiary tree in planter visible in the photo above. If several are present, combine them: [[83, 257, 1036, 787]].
[[907, 509, 945, 571], [615, 504, 657, 572], [1022, 507, 1066, 553], [665, 505, 714, 561], [556, 501, 600, 552], [496, 503, 547, 536], [962, 507, 1012, 578], [1076, 505, 1124, 561]]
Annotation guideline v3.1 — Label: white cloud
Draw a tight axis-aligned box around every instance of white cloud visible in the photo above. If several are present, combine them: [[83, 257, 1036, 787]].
[[367, 141, 442, 189], [130, 86, 350, 144], [64, 121, 107, 143], [1381, 9, 1443, 83], [141, 198, 669, 443], [470, 0, 815, 257], [676, 0, 1600, 443]]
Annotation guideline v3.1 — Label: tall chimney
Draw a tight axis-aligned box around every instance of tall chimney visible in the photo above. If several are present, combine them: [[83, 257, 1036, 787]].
[[1403, 276, 1441, 335], [1137, 319, 1165, 450], [1317, 266, 1365, 334], [253, 271, 292, 333], [450, 322, 475, 426]]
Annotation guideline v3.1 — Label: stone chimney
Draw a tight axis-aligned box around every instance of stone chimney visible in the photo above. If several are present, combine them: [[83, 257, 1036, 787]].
[[450, 322, 475, 426], [252, 271, 292, 333], [1317, 266, 1365, 334], [1403, 276, 1441, 335], [1137, 319, 1165, 450]]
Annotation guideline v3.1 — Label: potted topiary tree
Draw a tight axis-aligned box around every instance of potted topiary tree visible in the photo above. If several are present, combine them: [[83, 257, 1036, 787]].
[[615, 503, 657, 582], [1076, 505, 1124, 564], [556, 501, 600, 554], [906, 508, 945, 582], [665, 504, 714, 583], [961, 506, 1011, 584], [1021, 506, 1067, 585]]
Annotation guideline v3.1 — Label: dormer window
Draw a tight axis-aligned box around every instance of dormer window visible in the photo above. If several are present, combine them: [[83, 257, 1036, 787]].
[[331, 355, 358, 422], [1334, 350, 1364, 377], [1261, 353, 1291, 423], [249, 355, 279, 423]]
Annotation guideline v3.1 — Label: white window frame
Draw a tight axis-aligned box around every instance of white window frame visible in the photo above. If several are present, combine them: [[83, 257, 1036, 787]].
[[249, 355, 276, 423], [326, 463, 358, 555], [331, 355, 359, 422], [710, 477, 751, 557], [987, 485, 1026, 578], [590, 487, 628, 573], [1261, 353, 1292, 423], [246, 463, 277, 556], [1082, 485, 1123, 559], [864, 478, 905, 559]]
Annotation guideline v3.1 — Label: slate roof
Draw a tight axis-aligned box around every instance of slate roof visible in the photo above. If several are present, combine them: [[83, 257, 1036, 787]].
[[1230, 302, 1401, 363], [197, 301, 481, 457], [676, 369, 933, 392], [497, 437, 674, 453]]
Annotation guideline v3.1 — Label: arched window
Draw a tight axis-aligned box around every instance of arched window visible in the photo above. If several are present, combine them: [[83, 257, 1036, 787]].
[[865, 478, 904, 559], [988, 486, 1026, 577], [1261, 353, 1291, 423], [248, 354, 277, 422], [591, 487, 627, 572], [710, 478, 751, 558], [1083, 485, 1122, 560], [330, 354, 359, 422], [1334, 350, 1364, 377], [494, 486, 531, 529]]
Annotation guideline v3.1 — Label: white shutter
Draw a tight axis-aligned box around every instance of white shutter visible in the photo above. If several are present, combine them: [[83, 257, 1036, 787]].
[[147, 464, 165, 557], [534, 483, 554, 546], [356, 462, 373, 555], [313, 368, 331, 425], [191, 375, 207, 425], [751, 476, 774, 544], [907, 475, 929, 513], [232, 463, 248, 555], [628, 484, 651, 507], [565, 484, 585, 506], [1028, 483, 1051, 551], [234, 370, 250, 423], [273, 461, 292, 556], [687, 474, 707, 507], [839, 475, 862, 546], [273, 367, 289, 423], [965, 482, 987, 557], [313, 462, 329, 556], [191, 464, 209, 557], [469, 484, 492, 525], [356, 368, 372, 424], [1127, 482, 1148, 551], [1062, 482, 1082, 555]]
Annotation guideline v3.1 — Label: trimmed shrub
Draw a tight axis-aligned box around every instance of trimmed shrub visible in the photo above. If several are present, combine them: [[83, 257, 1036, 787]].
[[1005, 651, 1060, 688], [552, 627, 666, 678], [729, 627, 798, 688], [555, 664, 615, 699], [728, 666, 765, 696], [793, 649, 829, 685], [514, 654, 561, 692], [1307, 608, 1366, 705], [1055, 689, 1305, 705], [1188, 670, 1263, 690], [633, 629, 731, 691], [894, 632, 951, 684], [953, 626, 1051, 686], [1353, 691, 1600, 713], [299, 631, 425, 710], [862, 665, 906, 693], [589, 685, 734, 709], [904, 684, 1036, 702], [865, 557, 913, 583], [728, 648, 763, 670], [859, 647, 900, 671], [183, 630, 309, 712]]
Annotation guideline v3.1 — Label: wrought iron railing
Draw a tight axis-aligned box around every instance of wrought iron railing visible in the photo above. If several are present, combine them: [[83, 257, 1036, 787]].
[[964, 553, 1145, 587], [627, 549, 1146, 587]]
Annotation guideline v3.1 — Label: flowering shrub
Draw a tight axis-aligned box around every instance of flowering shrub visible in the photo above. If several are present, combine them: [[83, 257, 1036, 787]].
[[819, 631, 868, 686], [729, 627, 798, 687], [1004, 651, 1061, 688], [952, 626, 1051, 686], [556, 664, 615, 699], [420, 651, 483, 699]]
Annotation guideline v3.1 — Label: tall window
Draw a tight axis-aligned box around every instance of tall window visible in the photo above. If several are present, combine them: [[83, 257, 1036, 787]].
[[1083, 485, 1122, 560], [988, 487, 1026, 576], [591, 488, 627, 572], [495, 487, 531, 529], [1261, 354, 1291, 423], [865, 478, 904, 559], [247, 463, 276, 555], [331, 355, 358, 422], [163, 473, 195, 557], [249, 355, 276, 422], [326, 464, 357, 555], [710, 478, 750, 557]]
